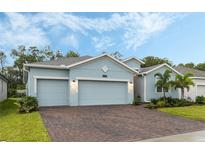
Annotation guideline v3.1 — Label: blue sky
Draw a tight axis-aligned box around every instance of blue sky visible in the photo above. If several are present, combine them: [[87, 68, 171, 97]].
[[0, 12, 205, 65]]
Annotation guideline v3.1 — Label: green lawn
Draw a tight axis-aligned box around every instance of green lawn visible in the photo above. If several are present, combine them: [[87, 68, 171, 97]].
[[159, 105, 205, 122], [0, 99, 51, 142]]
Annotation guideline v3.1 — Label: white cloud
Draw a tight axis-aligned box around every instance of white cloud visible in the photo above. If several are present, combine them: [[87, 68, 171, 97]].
[[31, 12, 182, 51], [60, 34, 79, 49], [0, 12, 184, 52], [0, 13, 50, 49], [92, 36, 115, 51]]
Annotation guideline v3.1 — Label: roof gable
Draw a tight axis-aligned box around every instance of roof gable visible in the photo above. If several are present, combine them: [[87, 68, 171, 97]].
[[140, 63, 182, 75], [68, 54, 138, 74], [123, 57, 145, 64]]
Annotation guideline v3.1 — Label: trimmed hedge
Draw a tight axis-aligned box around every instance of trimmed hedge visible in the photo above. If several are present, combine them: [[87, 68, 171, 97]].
[[145, 97, 195, 109]]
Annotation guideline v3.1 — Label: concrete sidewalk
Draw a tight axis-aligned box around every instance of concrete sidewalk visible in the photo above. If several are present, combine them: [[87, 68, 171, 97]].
[[142, 130, 205, 142]]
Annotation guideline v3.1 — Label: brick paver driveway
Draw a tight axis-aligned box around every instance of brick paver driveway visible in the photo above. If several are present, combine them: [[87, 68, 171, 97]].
[[39, 105, 205, 142]]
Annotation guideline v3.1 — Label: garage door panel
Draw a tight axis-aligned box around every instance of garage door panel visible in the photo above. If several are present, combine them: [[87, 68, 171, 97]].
[[197, 85, 205, 97], [37, 79, 69, 106], [79, 81, 128, 106]]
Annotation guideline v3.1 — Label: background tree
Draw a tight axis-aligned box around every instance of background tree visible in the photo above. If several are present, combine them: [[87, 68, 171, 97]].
[[184, 62, 195, 68], [196, 63, 205, 71], [172, 72, 195, 99], [66, 50, 80, 57], [101, 51, 123, 60], [142, 56, 172, 67], [0, 51, 7, 74], [155, 69, 172, 102], [55, 50, 63, 59], [178, 63, 195, 69], [110, 51, 123, 60]]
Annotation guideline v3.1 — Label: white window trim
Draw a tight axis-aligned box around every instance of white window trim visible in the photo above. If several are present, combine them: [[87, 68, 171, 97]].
[[33, 76, 69, 94], [76, 77, 130, 82]]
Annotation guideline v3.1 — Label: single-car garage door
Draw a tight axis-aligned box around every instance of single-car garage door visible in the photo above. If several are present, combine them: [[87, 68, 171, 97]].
[[78, 80, 128, 106], [37, 79, 69, 106], [197, 85, 205, 97]]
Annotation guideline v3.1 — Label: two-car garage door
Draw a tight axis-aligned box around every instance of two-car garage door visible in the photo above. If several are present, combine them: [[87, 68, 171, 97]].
[[197, 85, 205, 97], [37, 79, 128, 106], [78, 81, 128, 106]]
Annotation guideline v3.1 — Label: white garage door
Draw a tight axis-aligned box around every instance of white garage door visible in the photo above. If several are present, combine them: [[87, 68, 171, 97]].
[[197, 85, 205, 97], [37, 79, 69, 106], [78, 80, 128, 106]]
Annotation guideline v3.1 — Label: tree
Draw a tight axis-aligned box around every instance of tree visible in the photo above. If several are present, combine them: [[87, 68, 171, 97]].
[[172, 72, 195, 99], [196, 63, 205, 71], [0, 51, 7, 74], [10, 45, 47, 83], [111, 51, 123, 60], [66, 50, 80, 57], [101, 51, 123, 60], [55, 50, 63, 59], [154, 69, 173, 102], [184, 63, 195, 68], [142, 56, 172, 67]]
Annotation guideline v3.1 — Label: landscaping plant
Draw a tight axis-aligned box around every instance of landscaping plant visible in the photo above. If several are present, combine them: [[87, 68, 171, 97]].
[[16, 96, 38, 113], [196, 96, 205, 104], [154, 69, 172, 102], [133, 96, 142, 105], [171, 72, 195, 99]]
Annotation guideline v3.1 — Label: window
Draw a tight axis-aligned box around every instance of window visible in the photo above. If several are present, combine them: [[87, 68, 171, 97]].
[[156, 86, 162, 93], [156, 86, 169, 93], [155, 77, 169, 93]]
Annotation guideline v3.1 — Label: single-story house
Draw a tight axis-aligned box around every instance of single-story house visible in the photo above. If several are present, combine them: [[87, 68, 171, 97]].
[[24, 54, 205, 106], [24, 54, 138, 106], [0, 74, 8, 101]]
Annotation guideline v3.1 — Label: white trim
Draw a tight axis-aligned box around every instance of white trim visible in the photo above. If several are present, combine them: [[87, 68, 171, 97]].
[[34, 78, 37, 94], [123, 56, 145, 64], [143, 74, 147, 102], [67, 54, 139, 74], [24, 64, 68, 69], [190, 77, 205, 79], [142, 63, 183, 76], [33, 76, 69, 80], [33, 76, 69, 95], [76, 77, 130, 82]]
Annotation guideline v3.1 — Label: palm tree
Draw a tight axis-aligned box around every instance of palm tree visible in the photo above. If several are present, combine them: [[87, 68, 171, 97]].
[[172, 72, 195, 99], [155, 69, 172, 102]]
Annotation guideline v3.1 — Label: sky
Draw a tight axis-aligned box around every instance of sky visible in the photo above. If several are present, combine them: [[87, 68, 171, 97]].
[[0, 12, 205, 65]]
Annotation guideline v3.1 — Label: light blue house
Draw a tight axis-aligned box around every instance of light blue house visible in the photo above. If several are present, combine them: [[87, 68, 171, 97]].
[[24, 54, 137, 106], [24, 54, 205, 106]]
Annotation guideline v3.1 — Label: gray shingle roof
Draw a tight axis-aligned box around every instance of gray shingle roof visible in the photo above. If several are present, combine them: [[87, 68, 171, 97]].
[[174, 66, 205, 77], [140, 64, 162, 73], [30, 56, 92, 66]]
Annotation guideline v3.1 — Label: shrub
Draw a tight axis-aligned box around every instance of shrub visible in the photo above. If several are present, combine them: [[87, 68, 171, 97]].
[[146, 97, 194, 109], [8, 88, 17, 97], [156, 101, 166, 108], [133, 96, 141, 105], [16, 96, 38, 113], [196, 96, 205, 104], [16, 89, 26, 97], [150, 99, 158, 105], [145, 102, 158, 109]]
